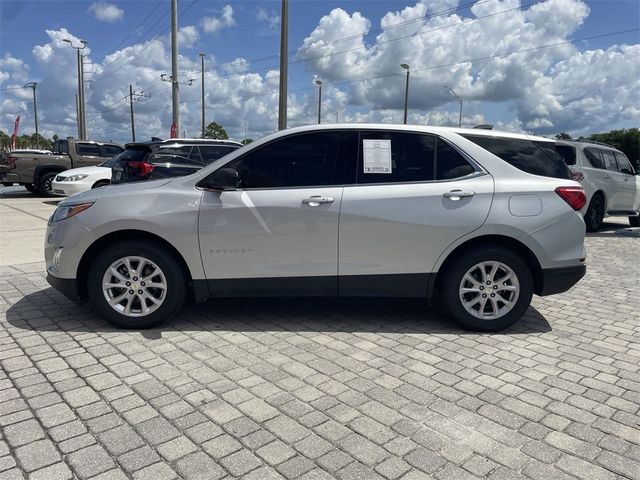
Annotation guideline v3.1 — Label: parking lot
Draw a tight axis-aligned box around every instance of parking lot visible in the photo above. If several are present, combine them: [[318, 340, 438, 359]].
[[0, 187, 639, 480]]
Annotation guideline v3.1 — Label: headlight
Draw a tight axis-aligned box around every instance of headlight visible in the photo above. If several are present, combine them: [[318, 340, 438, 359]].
[[66, 174, 89, 182], [50, 203, 94, 223]]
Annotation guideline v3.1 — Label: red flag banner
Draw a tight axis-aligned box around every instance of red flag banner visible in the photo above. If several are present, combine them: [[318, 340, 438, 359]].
[[10, 115, 20, 150], [170, 122, 177, 139]]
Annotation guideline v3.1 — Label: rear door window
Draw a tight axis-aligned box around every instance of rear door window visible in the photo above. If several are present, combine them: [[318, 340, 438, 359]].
[[151, 146, 200, 166], [357, 131, 435, 184], [461, 135, 571, 179], [75, 143, 101, 157], [601, 150, 618, 172]]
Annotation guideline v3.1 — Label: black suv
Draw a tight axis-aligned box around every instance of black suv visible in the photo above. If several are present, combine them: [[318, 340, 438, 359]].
[[111, 139, 242, 184]]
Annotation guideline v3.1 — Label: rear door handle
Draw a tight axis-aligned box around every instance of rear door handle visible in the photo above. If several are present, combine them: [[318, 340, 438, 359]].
[[443, 190, 475, 200], [302, 196, 335, 207]]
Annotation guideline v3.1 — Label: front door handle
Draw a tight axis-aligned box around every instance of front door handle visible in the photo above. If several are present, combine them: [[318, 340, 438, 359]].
[[302, 196, 335, 207], [443, 190, 475, 200]]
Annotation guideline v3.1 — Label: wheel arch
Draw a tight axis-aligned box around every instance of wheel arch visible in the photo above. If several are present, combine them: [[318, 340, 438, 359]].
[[429, 234, 544, 299], [34, 164, 66, 184], [91, 179, 110, 189], [76, 229, 209, 302]]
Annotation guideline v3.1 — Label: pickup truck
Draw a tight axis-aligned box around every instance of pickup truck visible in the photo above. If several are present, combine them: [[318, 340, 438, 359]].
[[0, 139, 124, 196]]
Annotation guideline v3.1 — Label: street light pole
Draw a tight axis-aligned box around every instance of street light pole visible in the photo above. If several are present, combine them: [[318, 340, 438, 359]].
[[199, 53, 205, 138], [129, 85, 136, 142], [24, 82, 38, 148], [315, 80, 322, 124], [443, 86, 463, 128], [401, 63, 410, 124], [278, 0, 289, 130], [63, 39, 88, 139], [170, 0, 180, 136]]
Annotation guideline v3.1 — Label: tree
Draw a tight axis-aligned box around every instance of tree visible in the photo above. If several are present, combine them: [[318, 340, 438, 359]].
[[240, 138, 253, 145], [555, 132, 572, 140], [203, 122, 228, 140]]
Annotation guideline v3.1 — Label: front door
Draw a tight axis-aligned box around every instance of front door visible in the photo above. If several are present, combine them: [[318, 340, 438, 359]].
[[339, 131, 493, 296], [613, 152, 638, 211], [198, 130, 352, 296]]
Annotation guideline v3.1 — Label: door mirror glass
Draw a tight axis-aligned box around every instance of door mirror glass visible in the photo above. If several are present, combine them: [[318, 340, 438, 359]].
[[200, 168, 239, 191]]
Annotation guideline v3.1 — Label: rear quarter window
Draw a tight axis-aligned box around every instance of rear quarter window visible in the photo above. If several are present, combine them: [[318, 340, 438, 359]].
[[461, 135, 571, 179]]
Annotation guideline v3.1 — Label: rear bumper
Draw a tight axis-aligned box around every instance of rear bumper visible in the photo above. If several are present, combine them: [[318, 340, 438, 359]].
[[47, 274, 82, 301], [538, 264, 586, 296]]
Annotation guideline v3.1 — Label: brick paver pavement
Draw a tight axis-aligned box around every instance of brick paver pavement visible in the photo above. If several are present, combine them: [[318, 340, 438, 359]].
[[0, 232, 638, 479]]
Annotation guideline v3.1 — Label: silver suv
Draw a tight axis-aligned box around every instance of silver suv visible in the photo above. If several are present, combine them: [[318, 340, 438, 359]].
[[45, 125, 587, 331], [555, 140, 639, 230]]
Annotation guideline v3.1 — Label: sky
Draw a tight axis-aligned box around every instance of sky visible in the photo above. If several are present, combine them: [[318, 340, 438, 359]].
[[0, 0, 638, 143]]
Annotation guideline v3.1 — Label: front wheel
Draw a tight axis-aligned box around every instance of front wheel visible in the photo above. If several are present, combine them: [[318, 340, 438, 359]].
[[629, 215, 639, 227], [441, 247, 533, 331], [87, 241, 187, 328], [24, 183, 37, 193]]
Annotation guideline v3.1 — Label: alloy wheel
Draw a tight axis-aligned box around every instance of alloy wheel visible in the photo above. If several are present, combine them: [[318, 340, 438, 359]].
[[101, 256, 167, 317], [459, 261, 520, 320]]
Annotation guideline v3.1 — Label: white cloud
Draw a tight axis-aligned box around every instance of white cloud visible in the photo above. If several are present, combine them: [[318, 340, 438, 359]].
[[202, 5, 236, 34], [88, 2, 124, 23], [177, 26, 199, 49], [256, 8, 280, 29]]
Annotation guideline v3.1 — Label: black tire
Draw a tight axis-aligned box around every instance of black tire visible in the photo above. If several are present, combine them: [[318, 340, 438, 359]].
[[630, 215, 640, 227], [37, 172, 57, 197], [584, 193, 604, 232], [441, 246, 533, 332], [24, 183, 37, 193], [87, 241, 187, 328], [92, 180, 110, 189]]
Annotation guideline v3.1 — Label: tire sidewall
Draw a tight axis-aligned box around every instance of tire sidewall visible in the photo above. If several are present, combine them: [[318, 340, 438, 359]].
[[442, 247, 534, 332], [585, 194, 604, 232], [37, 172, 57, 197], [87, 241, 186, 328]]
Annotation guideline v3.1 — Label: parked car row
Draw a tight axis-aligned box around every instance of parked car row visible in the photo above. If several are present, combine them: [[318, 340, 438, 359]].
[[46, 124, 590, 332]]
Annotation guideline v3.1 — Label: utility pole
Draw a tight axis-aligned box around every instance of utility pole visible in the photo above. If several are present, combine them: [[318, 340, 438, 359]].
[[336, 111, 339, 123], [129, 85, 136, 142], [278, 0, 288, 130], [170, 0, 180, 136], [442, 86, 463, 128], [64, 39, 88, 139], [24, 82, 38, 148], [124, 87, 151, 142], [315, 80, 322, 124], [401, 63, 410, 124], [199, 53, 205, 138], [75, 94, 80, 138]]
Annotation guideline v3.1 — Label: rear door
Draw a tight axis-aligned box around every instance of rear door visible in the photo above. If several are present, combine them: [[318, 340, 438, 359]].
[[600, 149, 626, 211], [581, 147, 617, 208], [614, 151, 638, 211], [74, 142, 103, 167], [338, 130, 493, 296]]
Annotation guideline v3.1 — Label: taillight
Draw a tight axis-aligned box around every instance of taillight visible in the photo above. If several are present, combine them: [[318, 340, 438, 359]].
[[555, 186, 587, 211], [127, 161, 155, 177], [7, 156, 18, 169], [571, 171, 584, 182]]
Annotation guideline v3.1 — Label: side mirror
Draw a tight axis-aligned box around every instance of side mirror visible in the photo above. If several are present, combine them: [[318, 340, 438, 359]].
[[200, 168, 238, 191]]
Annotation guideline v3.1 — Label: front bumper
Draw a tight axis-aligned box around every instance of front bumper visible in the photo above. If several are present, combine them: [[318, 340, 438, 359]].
[[51, 180, 92, 197], [46, 274, 82, 301], [538, 264, 586, 296]]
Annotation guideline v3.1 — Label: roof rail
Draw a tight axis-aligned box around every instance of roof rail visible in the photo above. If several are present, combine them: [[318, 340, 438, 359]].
[[473, 124, 494, 130], [575, 139, 616, 149]]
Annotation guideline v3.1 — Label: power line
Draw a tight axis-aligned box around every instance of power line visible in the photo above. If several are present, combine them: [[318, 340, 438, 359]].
[[92, 0, 199, 84], [101, 0, 164, 59]]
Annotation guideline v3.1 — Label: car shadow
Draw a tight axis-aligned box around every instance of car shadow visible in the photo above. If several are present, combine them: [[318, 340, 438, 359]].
[[6, 287, 552, 337], [586, 220, 632, 238]]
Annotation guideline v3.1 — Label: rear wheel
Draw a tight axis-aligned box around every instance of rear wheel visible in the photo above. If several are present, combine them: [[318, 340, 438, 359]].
[[87, 241, 187, 328], [37, 172, 57, 197], [441, 247, 533, 331], [630, 215, 640, 227], [24, 183, 37, 193], [584, 193, 604, 232]]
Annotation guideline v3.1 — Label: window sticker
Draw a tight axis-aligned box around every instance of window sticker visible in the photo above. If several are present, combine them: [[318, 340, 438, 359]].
[[363, 139, 392, 174]]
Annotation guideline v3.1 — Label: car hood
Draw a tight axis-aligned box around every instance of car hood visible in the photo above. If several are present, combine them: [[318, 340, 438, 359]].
[[58, 166, 110, 176], [58, 178, 173, 206]]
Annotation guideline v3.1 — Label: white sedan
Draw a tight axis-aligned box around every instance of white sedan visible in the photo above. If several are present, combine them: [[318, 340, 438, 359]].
[[52, 163, 113, 196]]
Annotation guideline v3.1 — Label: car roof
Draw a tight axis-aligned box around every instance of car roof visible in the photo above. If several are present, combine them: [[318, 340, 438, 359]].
[[554, 139, 620, 151], [124, 138, 242, 149], [268, 123, 556, 143]]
